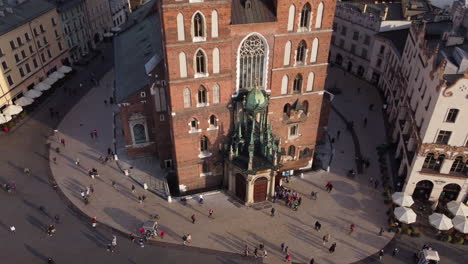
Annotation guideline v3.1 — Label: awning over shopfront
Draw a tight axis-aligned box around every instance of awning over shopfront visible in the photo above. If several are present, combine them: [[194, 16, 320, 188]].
[[50, 71, 65, 80], [34, 82, 52, 91], [25, 89, 43, 98], [0, 114, 12, 124], [2, 105, 23, 116], [43, 77, 58, 86], [14, 97, 34, 107], [58, 65, 72, 74]]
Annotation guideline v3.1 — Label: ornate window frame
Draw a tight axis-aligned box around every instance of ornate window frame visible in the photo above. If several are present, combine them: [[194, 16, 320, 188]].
[[128, 113, 149, 146]]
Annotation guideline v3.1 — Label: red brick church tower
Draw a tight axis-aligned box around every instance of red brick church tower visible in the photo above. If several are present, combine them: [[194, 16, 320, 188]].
[[159, 0, 335, 202]]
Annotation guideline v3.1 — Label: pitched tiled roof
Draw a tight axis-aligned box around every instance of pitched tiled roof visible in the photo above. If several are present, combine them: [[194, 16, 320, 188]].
[[0, 0, 55, 35]]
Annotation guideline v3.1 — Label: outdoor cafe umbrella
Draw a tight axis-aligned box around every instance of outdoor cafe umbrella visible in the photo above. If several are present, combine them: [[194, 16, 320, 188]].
[[34, 82, 51, 91], [0, 114, 12, 124], [452, 215, 468, 233], [2, 105, 23, 116], [394, 206, 417, 224], [58, 65, 72, 74], [14, 96, 34, 107], [392, 192, 415, 207], [447, 201, 468, 217], [43, 77, 58, 86], [429, 213, 453, 231], [50, 71, 65, 80], [25, 89, 42, 98]]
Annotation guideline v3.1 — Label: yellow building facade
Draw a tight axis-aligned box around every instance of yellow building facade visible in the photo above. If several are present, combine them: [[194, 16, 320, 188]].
[[0, 1, 69, 110]]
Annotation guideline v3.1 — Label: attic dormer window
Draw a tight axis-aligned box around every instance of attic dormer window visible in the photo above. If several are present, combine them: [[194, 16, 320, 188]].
[[245, 0, 252, 9]]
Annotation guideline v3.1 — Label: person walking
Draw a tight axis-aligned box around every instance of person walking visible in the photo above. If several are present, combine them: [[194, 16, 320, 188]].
[[24, 168, 30, 176], [47, 257, 55, 264], [379, 249, 384, 261], [392, 247, 399, 256], [75, 158, 80, 166], [284, 246, 289, 254], [160, 231, 165, 239], [322, 234, 329, 245], [129, 233, 136, 242], [379, 227, 385, 236], [138, 196, 142, 204], [90, 184, 94, 193], [336, 130, 341, 141], [329, 242, 336, 253], [139, 237, 144, 248], [131, 184, 135, 193], [10, 225, 16, 233], [314, 221, 321, 231], [93, 129, 98, 138], [111, 235, 117, 248], [60, 138, 65, 147], [271, 207, 276, 216], [208, 209, 214, 218], [349, 224, 356, 234], [112, 181, 116, 189], [310, 258, 315, 264], [253, 247, 258, 258], [142, 195, 146, 202], [191, 214, 196, 224], [281, 242, 286, 252], [285, 253, 291, 262]]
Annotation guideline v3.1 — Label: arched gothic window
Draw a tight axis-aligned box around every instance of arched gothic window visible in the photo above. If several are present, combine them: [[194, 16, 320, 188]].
[[212, 83, 220, 104], [315, 2, 324, 29], [288, 145, 296, 156], [132, 124, 146, 144], [238, 34, 267, 90], [300, 3, 311, 29], [302, 100, 309, 114], [296, 40, 307, 64], [195, 50, 207, 74], [198, 86, 207, 105], [190, 118, 199, 130], [283, 103, 291, 117], [422, 153, 445, 172], [200, 136, 208, 151], [209, 115, 217, 127], [293, 74, 303, 93], [183, 88, 191, 108], [193, 13, 204, 38]]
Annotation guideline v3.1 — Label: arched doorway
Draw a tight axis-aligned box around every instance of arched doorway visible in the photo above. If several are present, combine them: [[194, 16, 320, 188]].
[[357, 66, 364, 77], [347, 61, 353, 72], [235, 174, 246, 202], [253, 177, 268, 202], [413, 180, 433, 200], [439, 183, 461, 202], [335, 54, 343, 66]]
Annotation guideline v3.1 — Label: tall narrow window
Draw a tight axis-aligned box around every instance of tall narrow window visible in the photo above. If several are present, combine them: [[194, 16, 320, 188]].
[[284, 104, 291, 117], [193, 12, 205, 38], [296, 40, 306, 64], [195, 50, 206, 74], [177, 13, 185, 41], [302, 101, 309, 114], [293, 74, 303, 93], [190, 118, 199, 131], [183, 88, 191, 108], [306, 72, 315, 91], [200, 136, 208, 151], [209, 115, 217, 127], [198, 86, 207, 105], [287, 5, 295, 31], [450, 156, 467, 174], [213, 83, 220, 104], [445, 109, 459, 123], [311, 38, 319, 63], [299, 3, 311, 29], [212, 48, 220, 74], [211, 10, 218, 38], [422, 153, 445, 172], [284, 41, 291, 66], [238, 34, 267, 90], [132, 124, 147, 144], [281, 75, 288, 95], [288, 145, 296, 157], [315, 2, 324, 29], [179, 52, 187, 78], [436, 130, 452, 145]]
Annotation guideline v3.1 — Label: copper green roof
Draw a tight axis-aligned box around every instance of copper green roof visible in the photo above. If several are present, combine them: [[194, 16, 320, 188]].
[[245, 85, 267, 112]]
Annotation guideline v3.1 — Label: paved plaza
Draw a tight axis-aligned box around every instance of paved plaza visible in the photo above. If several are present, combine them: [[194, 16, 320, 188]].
[[47, 65, 400, 263]]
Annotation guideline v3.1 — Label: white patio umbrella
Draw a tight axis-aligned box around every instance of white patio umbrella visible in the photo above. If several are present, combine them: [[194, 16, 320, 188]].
[[429, 213, 453, 230], [447, 201, 468, 217], [103, 32, 114, 37], [392, 192, 415, 207], [394, 206, 417, 224], [43, 77, 58, 86], [58, 65, 72, 74], [2, 105, 23, 116], [25, 89, 42, 98], [34, 82, 51, 91], [50, 71, 65, 80], [111, 26, 121, 32], [14, 97, 34, 106], [0, 114, 12, 124], [452, 215, 468, 233]]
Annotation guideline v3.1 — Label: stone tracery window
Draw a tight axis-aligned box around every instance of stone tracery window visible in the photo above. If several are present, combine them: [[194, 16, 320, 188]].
[[195, 50, 206, 74], [300, 3, 311, 29], [132, 124, 146, 144], [238, 34, 267, 90], [200, 136, 209, 151], [296, 40, 307, 64], [193, 13, 204, 38], [293, 74, 303, 93]]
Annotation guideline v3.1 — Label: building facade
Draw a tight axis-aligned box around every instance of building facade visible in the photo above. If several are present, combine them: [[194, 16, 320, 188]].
[[330, 0, 430, 84], [53, 0, 92, 63], [84, 0, 112, 44], [110, 0, 130, 28], [378, 19, 468, 205], [0, 0, 69, 109], [116, 0, 335, 204]]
